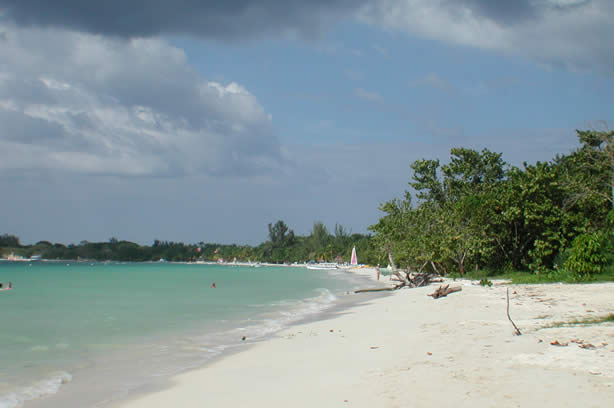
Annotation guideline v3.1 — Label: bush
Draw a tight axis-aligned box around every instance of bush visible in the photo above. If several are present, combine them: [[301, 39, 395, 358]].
[[564, 232, 607, 278]]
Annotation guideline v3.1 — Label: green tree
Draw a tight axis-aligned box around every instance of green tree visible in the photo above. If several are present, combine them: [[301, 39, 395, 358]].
[[267, 220, 295, 247], [310, 221, 330, 255], [0, 234, 21, 247], [564, 232, 607, 278]]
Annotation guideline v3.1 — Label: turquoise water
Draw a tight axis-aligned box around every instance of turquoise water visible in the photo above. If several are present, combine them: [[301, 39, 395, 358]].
[[0, 261, 371, 408]]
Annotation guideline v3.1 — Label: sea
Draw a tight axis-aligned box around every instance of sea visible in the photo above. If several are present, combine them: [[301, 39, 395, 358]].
[[0, 261, 377, 408]]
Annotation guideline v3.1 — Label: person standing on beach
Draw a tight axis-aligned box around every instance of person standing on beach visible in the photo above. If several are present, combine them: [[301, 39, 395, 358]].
[[376, 265, 380, 281]]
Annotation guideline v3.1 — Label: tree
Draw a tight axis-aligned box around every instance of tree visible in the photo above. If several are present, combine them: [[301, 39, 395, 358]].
[[370, 145, 591, 275], [564, 232, 607, 278], [441, 148, 506, 200], [573, 128, 614, 207], [0, 234, 21, 247], [310, 222, 329, 253], [267, 220, 295, 247], [410, 159, 445, 204], [557, 129, 613, 231]]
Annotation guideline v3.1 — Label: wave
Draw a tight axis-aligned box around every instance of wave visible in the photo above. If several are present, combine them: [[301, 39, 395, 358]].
[[222, 287, 339, 342], [0, 371, 72, 408]]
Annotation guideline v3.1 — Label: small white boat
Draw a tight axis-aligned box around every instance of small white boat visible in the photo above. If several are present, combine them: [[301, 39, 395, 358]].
[[306, 262, 339, 270]]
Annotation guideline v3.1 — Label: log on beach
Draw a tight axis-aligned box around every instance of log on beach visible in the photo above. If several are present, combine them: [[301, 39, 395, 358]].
[[428, 284, 462, 299], [354, 287, 398, 293]]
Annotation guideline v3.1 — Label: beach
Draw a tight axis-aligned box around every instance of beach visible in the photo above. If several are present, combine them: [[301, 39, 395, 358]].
[[115, 269, 614, 408]]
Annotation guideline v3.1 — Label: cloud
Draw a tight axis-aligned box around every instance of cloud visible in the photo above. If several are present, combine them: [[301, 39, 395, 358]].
[[371, 43, 388, 57], [344, 69, 364, 81], [0, 24, 282, 177], [3, 1, 609, 75], [354, 87, 383, 103], [409, 73, 453, 92], [358, 0, 614, 74], [0, 0, 368, 40]]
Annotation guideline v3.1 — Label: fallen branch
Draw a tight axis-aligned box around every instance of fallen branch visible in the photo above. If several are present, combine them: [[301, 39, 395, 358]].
[[355, 269, 440, 293], [355, 249, 443, 294], [507, 288, 522, 335], [354, 287, 398, 293], [428, 284, 462, 299]]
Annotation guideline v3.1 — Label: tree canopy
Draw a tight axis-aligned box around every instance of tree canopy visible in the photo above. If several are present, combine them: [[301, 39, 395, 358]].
[[370, 130, 614, 279]]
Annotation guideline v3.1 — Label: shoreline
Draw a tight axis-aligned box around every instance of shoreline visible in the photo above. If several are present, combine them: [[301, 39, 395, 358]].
[[114, 277, 614, 408], [15, 266, 386, 408]]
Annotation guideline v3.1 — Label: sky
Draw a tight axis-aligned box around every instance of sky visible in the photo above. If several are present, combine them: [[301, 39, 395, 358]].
[[1, 0, 613, 246]]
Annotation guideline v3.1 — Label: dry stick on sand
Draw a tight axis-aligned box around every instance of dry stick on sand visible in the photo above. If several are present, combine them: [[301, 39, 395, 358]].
[[428, 284, 462, 299], [507, 288, 522, 335]]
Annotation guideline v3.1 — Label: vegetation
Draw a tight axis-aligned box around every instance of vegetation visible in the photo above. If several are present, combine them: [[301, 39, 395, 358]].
[[369, 129, 614, 281], [543, 313, 614, 329], [3, 128, 613, 282], [0, 223, 379, 265]]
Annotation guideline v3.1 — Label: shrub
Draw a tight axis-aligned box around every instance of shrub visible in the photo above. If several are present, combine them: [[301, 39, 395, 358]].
[[564, 232, 607, 278]]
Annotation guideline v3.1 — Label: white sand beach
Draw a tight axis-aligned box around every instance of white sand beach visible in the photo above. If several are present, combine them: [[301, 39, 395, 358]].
[[116, 269, 614, 408]]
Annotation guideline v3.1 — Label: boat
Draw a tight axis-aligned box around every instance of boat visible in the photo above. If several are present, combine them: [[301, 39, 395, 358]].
[[350, 247, 358, 266], [306, 262, 339, 270]]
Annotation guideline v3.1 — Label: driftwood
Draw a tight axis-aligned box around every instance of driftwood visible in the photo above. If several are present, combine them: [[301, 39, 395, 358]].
[[354, 249, 442, 294], [354, 271, 440, 294], [507, 288, 522, 335], [355, 287, 398, 293], [428, 284, 462, 299]]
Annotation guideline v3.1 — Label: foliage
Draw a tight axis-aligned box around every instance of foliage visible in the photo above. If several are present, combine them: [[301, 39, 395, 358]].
[[0, 234, 21, 247], [0, 220, 378, 265], [369, 129, 614, 279], [564, 232, 607, 278], [4, 129, 612, 278], [479, 278, 493, 287]]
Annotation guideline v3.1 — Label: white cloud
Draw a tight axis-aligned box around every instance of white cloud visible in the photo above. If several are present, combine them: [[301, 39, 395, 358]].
[[0, 24, 282, 177], [354, 87, 383, 103], [358, 0, 614, 74]]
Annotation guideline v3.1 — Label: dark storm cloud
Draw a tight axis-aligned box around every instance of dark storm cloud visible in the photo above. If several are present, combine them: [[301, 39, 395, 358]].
[[0, 0, 366, 39], [459, 0, 536, 23], [449, 0, 592, 24]]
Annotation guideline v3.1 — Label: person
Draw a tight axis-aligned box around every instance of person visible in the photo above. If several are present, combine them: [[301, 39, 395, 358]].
[[210, 282, 216, 288], [0, 282, 3, 289], [376, 264, 380, 281]]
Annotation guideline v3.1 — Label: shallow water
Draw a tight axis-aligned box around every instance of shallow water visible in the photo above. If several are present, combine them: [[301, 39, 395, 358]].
[[0, 261, 373, 408]]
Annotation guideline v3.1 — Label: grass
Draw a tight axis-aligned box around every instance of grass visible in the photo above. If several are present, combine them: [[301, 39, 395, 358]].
[[543, 313, 614, 329], [448, 264, 614, 284]]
